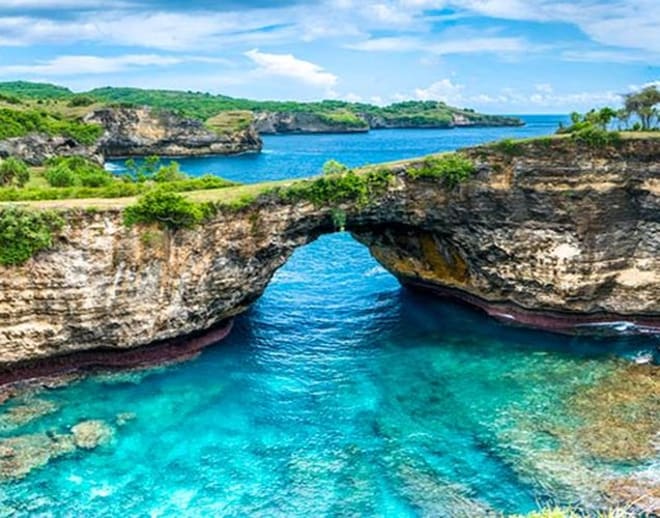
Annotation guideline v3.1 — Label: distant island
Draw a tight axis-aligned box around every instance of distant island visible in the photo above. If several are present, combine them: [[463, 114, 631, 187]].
[[0, 81, 523, 164]]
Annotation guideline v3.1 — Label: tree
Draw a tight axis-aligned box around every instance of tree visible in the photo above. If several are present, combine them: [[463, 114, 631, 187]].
[[616, 108, 631, 130], [596, 107, 617, 129], [0, 157, 29, 187], [624, 85, 660, 130]]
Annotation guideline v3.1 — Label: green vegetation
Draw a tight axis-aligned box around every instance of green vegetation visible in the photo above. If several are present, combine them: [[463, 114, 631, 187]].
[[0, 156, 234, 202], [275, 166, 392, 208], [0, 157, 30, 187], [45, 156, 112, 188], [0, 81, 73, 100], [407, 154, 475, 185], [623, 85, 660, 130], [493, 138, 524, 156], [0, 107, 103, 144], [124, 190, 214, 230], [0, 81, 521, 132], [556, 86, 659, 146], [86, 87, 519, 128], [205, 111, 254, 134], [0, 206, 63, 266]]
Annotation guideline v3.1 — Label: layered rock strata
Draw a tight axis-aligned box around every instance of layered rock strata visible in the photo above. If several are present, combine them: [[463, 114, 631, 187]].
[[0, 137, 658, 374]]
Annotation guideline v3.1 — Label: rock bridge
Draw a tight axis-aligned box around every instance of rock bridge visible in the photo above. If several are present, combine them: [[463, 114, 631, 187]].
[[0, 137, 659, 382]]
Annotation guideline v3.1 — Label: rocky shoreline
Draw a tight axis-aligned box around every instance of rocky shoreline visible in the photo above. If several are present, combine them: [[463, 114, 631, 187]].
[[0, 106, 263, 166], [0, 137, 658, 379], [0, 320, 233, 387]]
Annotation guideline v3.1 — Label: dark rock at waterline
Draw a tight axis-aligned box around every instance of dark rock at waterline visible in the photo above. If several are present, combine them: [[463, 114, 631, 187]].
[[0, 137, 658, 376]]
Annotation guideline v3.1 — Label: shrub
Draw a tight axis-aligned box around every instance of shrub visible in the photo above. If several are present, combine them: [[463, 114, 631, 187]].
[[67, 95, 95, 107], [45, 163, 77, 187], [0, 206, 63, 266], [279, 168, 392, 207], [322, 159, 349, 175], [493, 138, 523, 155], [571, 126, 621, 147], [407, 154, 475, 186], [44, 156, 113, 188], [153, 162, 188, 183], [123, 189, 213, 230], [0, 157, 30, 187]]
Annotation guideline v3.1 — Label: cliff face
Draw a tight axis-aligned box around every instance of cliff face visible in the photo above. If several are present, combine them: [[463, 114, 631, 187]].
[[253, 111, 523, 134], [0, 107, 262, 166], [362, 113, 524, 129], [0, 137, 658, 373], [0, 134, 103, 166], [253, 111, 368, 134], [85, 107, 262, 157]]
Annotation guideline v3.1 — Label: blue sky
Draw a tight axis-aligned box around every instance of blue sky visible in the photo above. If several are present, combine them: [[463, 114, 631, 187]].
[[0, 0, 657, 113]]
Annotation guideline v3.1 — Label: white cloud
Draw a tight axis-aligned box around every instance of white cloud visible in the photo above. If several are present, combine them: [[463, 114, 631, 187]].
[[349, 36, 420, 52], [414, 78, 464, 102], [561, 49, 653, 63], [407, 79, 624, 111], [535, 83, 553, 94], [0, 54, 232, 77], [349, 35, 528, 55], [245, 49, 338, 92], [344, 92, 363, 102]]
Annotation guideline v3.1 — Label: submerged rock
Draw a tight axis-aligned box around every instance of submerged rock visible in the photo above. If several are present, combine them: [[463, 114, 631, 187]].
[[115, 412, 136, 427], [71, 420, 114, 449], [0, 432, 75, 481], [0, 398, 59, 432]]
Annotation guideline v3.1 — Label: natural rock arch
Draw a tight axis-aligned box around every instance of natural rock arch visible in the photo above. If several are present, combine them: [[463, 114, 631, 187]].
[[0, 137, 658, 382]]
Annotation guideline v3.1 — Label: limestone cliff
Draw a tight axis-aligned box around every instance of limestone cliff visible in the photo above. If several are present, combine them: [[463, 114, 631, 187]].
[[253, 111, 523, 134], [85, 107, 262, 157], [0, 106, 262, 166], [0, 137, 658, 376], [0, 134, 103, 166], [253, 111, 369, 134]]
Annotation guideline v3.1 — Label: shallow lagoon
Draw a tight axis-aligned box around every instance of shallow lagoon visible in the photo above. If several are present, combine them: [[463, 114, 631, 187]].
[[1, 118, 658, 516]]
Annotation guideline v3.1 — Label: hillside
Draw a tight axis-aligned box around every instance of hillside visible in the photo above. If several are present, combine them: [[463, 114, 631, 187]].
[[0, 81, 524, 136]]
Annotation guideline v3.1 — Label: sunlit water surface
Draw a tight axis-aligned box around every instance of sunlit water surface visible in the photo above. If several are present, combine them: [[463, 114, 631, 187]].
[[1, 117, 658, 516]]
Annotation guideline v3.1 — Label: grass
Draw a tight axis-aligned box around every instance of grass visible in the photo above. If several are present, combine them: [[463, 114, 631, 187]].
[[205, 110, 254, 134], [2, 132, 658, 212]]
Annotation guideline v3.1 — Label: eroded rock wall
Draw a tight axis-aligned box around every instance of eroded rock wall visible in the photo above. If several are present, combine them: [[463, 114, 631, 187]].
[[85, 107, 262, 157], [0, 137, 658, 369]]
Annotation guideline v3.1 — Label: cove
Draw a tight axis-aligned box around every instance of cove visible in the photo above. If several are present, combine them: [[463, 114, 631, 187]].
[[0, 118, 658, 515]]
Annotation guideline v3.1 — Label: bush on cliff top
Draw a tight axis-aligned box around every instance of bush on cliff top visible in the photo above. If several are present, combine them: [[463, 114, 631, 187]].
[[123, 189, 214, 230], [44, 156, 113, 188], [407, 153, 475, 185], [0, 157, 29, 187], [0, 206, 63, 266]]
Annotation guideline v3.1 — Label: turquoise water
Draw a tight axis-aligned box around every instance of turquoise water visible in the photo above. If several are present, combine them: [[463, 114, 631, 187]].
[[107, 115, 566, 183], [2, 118, 658, 516]]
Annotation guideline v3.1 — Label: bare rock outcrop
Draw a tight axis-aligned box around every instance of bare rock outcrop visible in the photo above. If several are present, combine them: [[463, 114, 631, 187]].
[[85, 106, 262, 157], [0, 137, 658, 375]]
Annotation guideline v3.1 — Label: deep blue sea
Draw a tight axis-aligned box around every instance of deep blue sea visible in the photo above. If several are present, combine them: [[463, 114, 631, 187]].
[[1, 116, 658, 517]]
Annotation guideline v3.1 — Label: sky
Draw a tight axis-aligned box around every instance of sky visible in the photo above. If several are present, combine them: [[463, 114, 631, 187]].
[[0, 0, 658, 113]]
